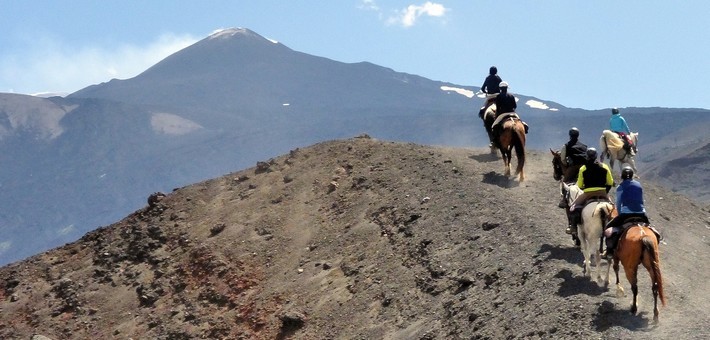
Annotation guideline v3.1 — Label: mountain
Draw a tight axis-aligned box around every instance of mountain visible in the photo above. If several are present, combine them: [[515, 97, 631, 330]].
[[1, 27, 709, 266], [1, 138, 708, 339]]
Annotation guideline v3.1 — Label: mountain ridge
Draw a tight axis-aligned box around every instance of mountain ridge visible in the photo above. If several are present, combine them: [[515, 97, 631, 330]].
[[1, 137, 708, 339]]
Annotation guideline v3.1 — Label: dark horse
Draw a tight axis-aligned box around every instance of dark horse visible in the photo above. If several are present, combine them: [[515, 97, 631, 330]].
[[550, 149, 582, 184], [496, 116, 526, 181], [605, 222, 666, 322]]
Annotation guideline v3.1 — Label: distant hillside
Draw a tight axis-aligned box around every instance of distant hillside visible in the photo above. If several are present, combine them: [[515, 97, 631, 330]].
[[2, 138, 708, 339]]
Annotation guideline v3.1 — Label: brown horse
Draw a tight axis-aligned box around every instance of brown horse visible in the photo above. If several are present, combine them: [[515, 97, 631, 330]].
[[605, 223, 666, 322], [496, 117, 526, 181]]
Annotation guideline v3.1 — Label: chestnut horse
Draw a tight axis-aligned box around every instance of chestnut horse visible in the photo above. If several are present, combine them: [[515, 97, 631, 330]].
[[496, 116, 526, 181], [605, 223, 666, 322]]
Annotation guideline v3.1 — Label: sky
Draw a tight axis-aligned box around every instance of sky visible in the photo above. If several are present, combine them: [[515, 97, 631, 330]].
[[1, 1, 709, 110]]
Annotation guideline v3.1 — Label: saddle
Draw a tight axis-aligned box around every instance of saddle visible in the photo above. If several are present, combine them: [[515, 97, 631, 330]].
[[619, 220, 663, 242], [492, 112, 529, 134]]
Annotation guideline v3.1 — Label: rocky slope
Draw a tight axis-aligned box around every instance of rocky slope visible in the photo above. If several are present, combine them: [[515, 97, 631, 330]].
[[1, 137, 708, 339]]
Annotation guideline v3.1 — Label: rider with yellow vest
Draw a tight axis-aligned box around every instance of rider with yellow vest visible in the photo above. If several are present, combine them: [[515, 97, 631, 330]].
[[567, 148, 614, 235]]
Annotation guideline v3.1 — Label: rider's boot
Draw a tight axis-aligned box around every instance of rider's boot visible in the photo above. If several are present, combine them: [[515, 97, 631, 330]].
[[566, 224, 577, 235], [522, 122, 529, 134], [566, 209, 581, 235], [558, 197, 567, 209], [602, 234, 617, 259]]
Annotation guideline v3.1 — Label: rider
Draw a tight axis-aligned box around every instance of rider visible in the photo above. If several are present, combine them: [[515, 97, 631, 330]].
[[479, 66, 503, 147], [567, 148, 614, 235], [491, 81, 529, 143], [558, 127, 588, 207], [560, 127, 588, 171], [602, 166, 650, 259], [610, 107, 635, 153], [481, 66, 502, 97]]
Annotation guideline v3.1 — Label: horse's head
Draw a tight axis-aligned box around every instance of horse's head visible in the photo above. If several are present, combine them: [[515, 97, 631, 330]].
[[550, 148, 563, 181], [630, 132, 639, 146], [560, 182, 582, 206]]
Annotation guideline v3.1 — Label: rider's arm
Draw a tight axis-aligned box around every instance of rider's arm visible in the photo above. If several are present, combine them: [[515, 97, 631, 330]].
[[604, 165, 615, 187], [621, 117, 631, 134], [616, 184, 624, 207]]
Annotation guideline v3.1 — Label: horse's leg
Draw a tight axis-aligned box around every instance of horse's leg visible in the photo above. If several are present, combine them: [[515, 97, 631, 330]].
[[626, 266, 639, 314], [604, 256, 612, 287], [614, 259, 625, 297], [503, 149, 512, 176], [579, 227, 591, 277]]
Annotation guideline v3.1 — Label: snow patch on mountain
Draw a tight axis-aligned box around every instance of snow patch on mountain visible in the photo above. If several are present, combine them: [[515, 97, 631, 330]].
[[151, 112, 203, 135], [526, 99, 558, 111], [440, 86, 474, 98]]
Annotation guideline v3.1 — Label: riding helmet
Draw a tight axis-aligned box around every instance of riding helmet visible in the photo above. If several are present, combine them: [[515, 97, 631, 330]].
[[489, 66, 497, 75], [621, 166, 634, 180], [499, 81, 509, 88], [612, 107, 619, 114], [569, 127, 580, 138], [586, 147, 598, 161]]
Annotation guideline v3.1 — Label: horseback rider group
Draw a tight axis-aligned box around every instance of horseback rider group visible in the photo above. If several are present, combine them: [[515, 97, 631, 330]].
[[474, 66, 657, 256], [477, 66, 529, 149], [546, 108, 658, 256]]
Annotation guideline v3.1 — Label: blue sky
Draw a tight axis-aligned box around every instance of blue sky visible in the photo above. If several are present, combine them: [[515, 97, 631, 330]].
[[1, 1, 708, 110]]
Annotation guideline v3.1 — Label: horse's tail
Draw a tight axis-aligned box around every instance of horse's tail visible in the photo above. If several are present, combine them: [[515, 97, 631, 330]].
[[513, 121, 526, 175], [599, 133, 608, 161], [642, 236, 666, 306]]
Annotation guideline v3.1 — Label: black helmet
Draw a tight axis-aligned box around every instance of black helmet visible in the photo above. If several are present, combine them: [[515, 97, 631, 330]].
[[612, 107, 619, 115], [621, 166, 634, 180], [586, 147, 598, 161], [489, 66, 497, 75], [569, 127, 580, 138]]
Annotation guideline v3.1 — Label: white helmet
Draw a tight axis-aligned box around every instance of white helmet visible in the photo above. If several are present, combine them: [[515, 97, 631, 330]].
[[499, 81, 509, 88]]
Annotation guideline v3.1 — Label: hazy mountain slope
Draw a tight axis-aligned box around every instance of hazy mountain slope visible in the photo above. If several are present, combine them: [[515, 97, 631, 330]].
[[1, 138, 708, 339]]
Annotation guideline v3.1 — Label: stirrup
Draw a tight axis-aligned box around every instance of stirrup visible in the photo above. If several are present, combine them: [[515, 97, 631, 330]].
[[565, 226, 576, 235]]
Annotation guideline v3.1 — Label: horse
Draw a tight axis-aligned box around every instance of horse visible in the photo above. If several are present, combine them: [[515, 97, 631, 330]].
[[578, 200, 616, 282], [599, 130, 639, 175], [496, 116, 526, 181], [560, 182, 582, 247], [605, 223, 666, 322], [550, 149, 582, 184]]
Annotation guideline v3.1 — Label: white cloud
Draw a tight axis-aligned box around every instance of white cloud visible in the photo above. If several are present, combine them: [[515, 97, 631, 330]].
[[1, 33, 198, 95], [359, 0, 380, 11], [387, 2, 448, 27]]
